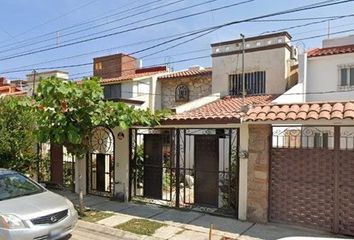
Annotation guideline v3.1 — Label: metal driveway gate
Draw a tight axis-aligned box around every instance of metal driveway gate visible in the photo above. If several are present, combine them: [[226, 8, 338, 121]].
[[271, 126, 354, 236]]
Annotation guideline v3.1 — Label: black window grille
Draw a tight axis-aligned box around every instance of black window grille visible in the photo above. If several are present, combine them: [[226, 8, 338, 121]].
[[229, 71, 266, 95]]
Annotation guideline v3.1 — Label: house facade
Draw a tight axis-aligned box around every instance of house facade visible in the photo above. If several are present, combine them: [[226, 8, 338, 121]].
[[242, 35, 354, 235], [158, 66, 212, 110], [126, 32, 298, 220]]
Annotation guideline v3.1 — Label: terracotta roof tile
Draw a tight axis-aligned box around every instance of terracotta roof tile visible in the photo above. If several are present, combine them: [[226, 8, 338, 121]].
[[163, 95, 276, 123], [245, 101, 354, 122], [158, 67, 211, 80], [307, 44, 354, 58], [100, 70, 167, 85]]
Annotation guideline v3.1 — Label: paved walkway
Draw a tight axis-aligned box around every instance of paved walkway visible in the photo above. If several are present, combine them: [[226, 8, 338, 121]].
[[56, 190, 344, 240]]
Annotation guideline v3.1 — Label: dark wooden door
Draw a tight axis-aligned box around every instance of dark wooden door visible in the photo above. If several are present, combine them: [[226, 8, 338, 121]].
[[96, 153, 106, 192], [194, 135, 219, 207], [144, 135, 163, 199]]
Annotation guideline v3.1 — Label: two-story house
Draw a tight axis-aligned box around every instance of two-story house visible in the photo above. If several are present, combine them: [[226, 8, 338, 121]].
[[242, 35, 354, 236], [94, 53, 168, 111], [127, 32, 298, 220]]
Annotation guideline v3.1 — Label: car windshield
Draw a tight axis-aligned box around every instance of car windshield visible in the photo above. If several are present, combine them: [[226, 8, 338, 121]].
[[0, 173, 44, 201]]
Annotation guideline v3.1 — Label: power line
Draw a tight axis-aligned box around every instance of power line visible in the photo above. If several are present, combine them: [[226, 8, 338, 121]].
[[7, 0, 99, 40], [0, 0, 187, 54], [0, 0, 156, 48], [0, 0, 256, 61], [2, 0, 354, 75], [1, 0, 353, 62], [3, 11, 354, 74], [260, 13, 354, 35]]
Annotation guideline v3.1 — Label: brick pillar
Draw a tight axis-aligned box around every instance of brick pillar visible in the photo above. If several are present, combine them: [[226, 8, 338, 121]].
[[50, 144, 63, 185], [247, 124, 271, 223]]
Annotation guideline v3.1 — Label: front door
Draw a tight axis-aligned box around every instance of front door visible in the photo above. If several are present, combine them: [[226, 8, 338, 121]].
[[143, 135, 163, 199], [96, 153, 107, 192], [194, 135, 219, 207]]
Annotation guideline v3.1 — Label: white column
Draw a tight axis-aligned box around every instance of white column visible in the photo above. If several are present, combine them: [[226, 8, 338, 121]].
[[238, 124, 249, 220], [114, 128, 130, 201]]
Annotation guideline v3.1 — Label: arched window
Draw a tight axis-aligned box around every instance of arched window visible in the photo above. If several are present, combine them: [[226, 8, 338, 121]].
[[175, 84, 189, 102]]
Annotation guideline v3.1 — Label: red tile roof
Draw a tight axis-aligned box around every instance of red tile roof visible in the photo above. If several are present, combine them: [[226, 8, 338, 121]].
[[245, 101, 354, 122], [158, 67, 211, 80], [0, 80, 26, 97], [307, 44, 354, 58], [100, 70, 167, 85], [163, 95, 276, 123]]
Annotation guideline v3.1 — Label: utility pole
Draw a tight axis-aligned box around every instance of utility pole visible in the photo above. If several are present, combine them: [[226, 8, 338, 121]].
[[240, 34, 246, 104], [32, 69, 37, 97], [327, 20, 331, 39]]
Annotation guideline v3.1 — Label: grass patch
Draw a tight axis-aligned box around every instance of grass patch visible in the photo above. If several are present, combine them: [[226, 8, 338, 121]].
[[115, 218, 165, 236], [79, 209, 114, 223]]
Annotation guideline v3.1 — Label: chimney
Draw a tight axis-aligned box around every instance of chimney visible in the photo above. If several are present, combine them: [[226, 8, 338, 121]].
[[0, 77, 6, 86], [93, 53, 138, 79]]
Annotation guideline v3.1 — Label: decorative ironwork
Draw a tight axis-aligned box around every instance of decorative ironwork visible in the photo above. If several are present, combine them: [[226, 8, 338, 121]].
[[88, 126, 115, 197], [129, 128, 240, 217], [272, 126, 335, 149], [90, 126, 114, 154]]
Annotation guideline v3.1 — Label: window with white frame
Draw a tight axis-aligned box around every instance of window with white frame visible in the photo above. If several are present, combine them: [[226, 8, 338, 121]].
[[339, 66, 354, 88]]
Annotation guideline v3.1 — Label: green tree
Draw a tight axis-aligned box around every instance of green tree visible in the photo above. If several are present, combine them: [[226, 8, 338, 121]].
[[34, 77, 165, 213], [0, 96, 37, 175]]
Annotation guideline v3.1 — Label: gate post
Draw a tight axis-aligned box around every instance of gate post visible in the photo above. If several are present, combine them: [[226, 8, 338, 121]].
[[175, 129, 180, 208], [247, 124, 271, 223]]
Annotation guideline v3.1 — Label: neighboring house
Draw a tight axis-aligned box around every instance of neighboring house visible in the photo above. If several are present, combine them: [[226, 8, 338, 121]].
[[126, 32, 297, 220], [158, 66, 212, 110], [239, 35, 354, 236], [94, 53, 167, 110], [26, 70, 69, 96], [274, 35, 354, 103], [211, 31, 298, 97], [0, 77, 26, 97]]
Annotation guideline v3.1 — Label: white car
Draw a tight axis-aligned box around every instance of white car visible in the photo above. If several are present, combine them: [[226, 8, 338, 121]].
[[0, 169, 78, 240]]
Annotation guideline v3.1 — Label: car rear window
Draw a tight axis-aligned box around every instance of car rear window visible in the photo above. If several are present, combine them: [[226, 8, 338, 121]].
[[0, 173, 44, 201]]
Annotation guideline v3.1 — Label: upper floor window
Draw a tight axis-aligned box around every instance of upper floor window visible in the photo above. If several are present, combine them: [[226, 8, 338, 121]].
[[339, 67, 354, 87], [175, 84, 189, 102], [104, 84, 121, 100], [95, 62, 102, 70], [229, 71, 266, 95]]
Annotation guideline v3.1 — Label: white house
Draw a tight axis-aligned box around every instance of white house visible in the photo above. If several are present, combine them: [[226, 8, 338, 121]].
[[274, 35, 354, 103]]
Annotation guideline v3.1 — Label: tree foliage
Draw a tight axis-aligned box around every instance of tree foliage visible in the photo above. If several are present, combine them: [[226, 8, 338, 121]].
[[0, 96, 37, 174], [34, 77, 166, 157]]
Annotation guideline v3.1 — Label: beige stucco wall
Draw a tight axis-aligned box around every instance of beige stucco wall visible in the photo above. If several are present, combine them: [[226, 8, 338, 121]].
[[212, 47, 290, 96], [160, 75, 212, 109], [113, 128, 130, 201]]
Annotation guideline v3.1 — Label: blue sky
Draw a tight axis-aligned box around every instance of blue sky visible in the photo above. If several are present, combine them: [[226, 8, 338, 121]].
[[0, 0, 354, 80]]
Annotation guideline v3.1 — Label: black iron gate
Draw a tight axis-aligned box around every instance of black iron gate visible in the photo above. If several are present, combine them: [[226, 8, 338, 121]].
[[129, 128, 239, 217]]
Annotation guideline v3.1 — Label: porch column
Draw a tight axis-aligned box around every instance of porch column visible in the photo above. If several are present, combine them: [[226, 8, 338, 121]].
[[50, 144, 63, 185], [247, 124, 271, 223]]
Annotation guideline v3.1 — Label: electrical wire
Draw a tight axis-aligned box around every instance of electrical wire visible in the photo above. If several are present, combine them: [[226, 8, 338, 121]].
[[0, 0, 352, 62]]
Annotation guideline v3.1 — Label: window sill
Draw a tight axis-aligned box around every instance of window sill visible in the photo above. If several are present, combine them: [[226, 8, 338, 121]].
[[338, 85, 354, 91]]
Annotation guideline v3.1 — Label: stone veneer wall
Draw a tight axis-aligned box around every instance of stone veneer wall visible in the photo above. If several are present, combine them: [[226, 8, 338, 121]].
[[160, 75, 211, 109], [247, 124, 271, 223]]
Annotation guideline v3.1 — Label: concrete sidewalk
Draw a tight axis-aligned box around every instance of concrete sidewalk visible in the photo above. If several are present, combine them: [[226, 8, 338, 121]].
[[57, 190, 343, 240]]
